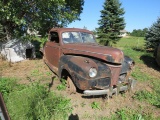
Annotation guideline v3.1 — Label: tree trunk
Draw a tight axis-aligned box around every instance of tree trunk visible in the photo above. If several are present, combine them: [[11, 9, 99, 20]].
[[4, 26, 12, 41]]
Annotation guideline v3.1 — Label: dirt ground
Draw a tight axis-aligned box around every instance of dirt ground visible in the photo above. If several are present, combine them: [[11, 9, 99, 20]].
[[0, 58, 160, 120]]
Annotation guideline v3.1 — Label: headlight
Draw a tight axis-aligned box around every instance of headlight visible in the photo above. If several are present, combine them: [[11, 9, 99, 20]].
[[128, 61, 135, 69], [89, 67, 97, 78]]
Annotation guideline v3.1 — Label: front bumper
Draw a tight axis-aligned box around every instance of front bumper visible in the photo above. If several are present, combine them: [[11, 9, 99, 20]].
[[83, 78, 136, 96]]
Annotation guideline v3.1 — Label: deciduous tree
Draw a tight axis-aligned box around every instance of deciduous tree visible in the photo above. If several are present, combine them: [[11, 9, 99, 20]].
[[0, 0, 84, 40]]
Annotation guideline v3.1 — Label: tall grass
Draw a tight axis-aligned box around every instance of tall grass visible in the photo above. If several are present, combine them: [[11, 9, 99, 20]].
[[0, 77, 72, 120]]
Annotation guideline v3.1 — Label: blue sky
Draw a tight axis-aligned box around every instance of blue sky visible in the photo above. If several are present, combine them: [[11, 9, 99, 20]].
[[68, 0, 160, 32]]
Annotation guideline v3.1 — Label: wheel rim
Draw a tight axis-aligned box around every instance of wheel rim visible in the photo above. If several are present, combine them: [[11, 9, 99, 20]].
[[67, 77, 76, 94]]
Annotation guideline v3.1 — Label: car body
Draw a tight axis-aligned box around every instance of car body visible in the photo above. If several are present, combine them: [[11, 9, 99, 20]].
[[155, 44, 160, 66], [43, 28, 135, 96]]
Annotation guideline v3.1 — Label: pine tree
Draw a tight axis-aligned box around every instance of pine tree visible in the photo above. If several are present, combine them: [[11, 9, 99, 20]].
[[97, 0, 125, 46], [145, 17, 160, 51]]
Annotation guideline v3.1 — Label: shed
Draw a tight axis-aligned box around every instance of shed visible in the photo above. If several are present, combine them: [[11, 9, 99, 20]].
[[0, 39, 36, 62]]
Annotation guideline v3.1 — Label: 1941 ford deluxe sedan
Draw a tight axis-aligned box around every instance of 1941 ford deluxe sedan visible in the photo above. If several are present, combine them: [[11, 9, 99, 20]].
[[42, 28, 136, 96]]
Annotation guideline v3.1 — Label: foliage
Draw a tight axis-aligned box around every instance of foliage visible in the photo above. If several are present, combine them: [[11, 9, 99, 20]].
[[91, 101, 100, 110], [0, 78, 72, 120], [145, 17, 160, 51], [97, 0, 125, 46], [0, 0, 84, 39], [99, 108, 155, 120], [0, 78, 18, 96], [57, 79, 66, 91], [130, 28, 148, 37], [131, 67, 153, 81], [133, 90, 160, 107], [0, 24, 6, 41]]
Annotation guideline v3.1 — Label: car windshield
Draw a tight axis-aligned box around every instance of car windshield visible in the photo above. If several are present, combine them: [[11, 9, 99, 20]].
[[62, 32, 96, 44]]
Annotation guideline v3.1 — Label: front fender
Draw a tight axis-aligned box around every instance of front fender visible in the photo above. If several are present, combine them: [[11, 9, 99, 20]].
[[59, 55, 111, 90]]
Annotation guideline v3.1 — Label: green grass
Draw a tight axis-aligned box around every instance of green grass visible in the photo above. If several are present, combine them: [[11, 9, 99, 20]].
[[113, 37, 152, 64], [57, 79, 66, 91], [131, 67, 153, 81], [91, 101, 100, 110], [0, 77, 72, 120], [98, 108, 157, 120], [114, 37, 145, 48]]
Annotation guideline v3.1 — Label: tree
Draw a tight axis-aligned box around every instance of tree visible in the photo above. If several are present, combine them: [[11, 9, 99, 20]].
[[97, 0, 125, 46], [0, 0, 84, 40], [130, 28, 148, 37], [0, 24, 6, 41], [145, 17, 160, 51]]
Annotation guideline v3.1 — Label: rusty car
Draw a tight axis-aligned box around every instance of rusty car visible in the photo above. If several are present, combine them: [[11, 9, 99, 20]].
[[42, 28, 136, 96]]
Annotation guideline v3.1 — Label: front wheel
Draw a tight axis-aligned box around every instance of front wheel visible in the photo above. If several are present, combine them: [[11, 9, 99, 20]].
[[67, 76, 76, 94]]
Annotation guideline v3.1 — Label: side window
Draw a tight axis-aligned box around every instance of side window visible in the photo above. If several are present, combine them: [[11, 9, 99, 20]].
[[50, 32, 59, 43]]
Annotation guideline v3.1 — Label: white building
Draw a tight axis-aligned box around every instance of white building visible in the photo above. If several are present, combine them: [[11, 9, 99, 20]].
[[0, 39, 36, 62], [120, 30, 128, 37]]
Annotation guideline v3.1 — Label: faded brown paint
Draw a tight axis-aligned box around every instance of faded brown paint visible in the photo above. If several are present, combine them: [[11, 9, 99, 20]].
[[106, 64, 122, 86], [62, 44, 124, 64]]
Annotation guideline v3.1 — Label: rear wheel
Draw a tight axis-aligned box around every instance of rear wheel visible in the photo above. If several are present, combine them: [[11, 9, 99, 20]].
[[67, 76, 76, 94]]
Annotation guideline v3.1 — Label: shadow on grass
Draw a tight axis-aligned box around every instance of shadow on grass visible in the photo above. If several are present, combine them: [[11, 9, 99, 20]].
[[140, 54, 160, 71], [68, 114, 79, 120], [132, 47, 146, 52]]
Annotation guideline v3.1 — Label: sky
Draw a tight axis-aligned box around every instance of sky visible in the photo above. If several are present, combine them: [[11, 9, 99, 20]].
[[68, 0, 160, 32]]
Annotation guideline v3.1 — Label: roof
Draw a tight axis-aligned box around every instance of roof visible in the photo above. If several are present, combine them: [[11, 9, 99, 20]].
[[120, 30, 128, 33], [49, 28, 93, 34]]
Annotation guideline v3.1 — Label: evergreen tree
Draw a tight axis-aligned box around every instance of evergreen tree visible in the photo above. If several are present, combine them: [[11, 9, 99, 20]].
[[97, 0, 125, 46], [145, 17, 160, 51]]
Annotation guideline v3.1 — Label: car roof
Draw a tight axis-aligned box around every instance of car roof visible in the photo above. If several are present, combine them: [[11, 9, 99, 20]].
[[49, 28, 93, 34]]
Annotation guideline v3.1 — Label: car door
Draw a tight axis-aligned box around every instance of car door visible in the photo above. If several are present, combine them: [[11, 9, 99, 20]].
[[44, 32, 60, 72]]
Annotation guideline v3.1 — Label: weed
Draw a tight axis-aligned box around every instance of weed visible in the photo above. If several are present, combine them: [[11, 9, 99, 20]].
[[57, 79, 66, 91], [0, 77, 17, 95], [30, 69, 43, 76], [46, 71, 52, 76], [131, 67, 153, 81], [80, 102, 86, 107], [99, 108, 155, 120], [133, 90, 160, 107], [91, 101, 100, 110]]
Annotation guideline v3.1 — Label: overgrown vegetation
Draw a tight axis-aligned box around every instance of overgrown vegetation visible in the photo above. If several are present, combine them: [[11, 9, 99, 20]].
[[0, 77, 72, 120]]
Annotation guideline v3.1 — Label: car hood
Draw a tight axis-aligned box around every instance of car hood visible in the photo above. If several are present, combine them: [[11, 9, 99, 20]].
[[62, 43, 124, 64]]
